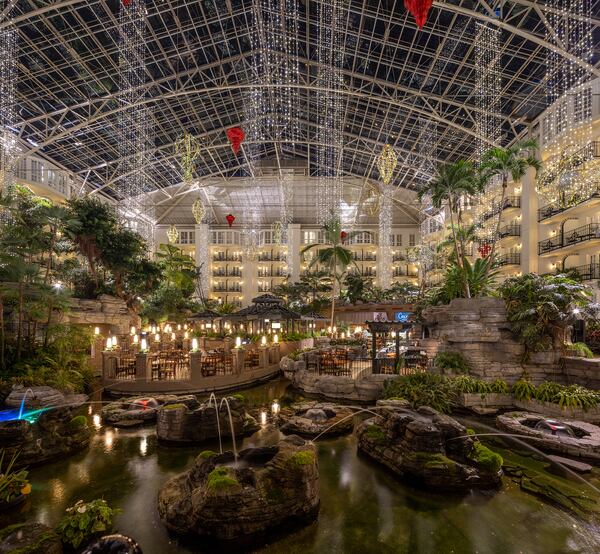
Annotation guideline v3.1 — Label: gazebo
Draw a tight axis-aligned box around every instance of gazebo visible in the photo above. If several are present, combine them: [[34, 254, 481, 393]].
[[188, 308, 222, 332], [226, 294, 302, 335], [301, 311, 328, 334]]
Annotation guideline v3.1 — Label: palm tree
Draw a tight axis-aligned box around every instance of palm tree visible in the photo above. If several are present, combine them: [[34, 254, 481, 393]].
[[479, 139, 541, 277], [418, 160, 484, 297], [301, 218, 355, 331]]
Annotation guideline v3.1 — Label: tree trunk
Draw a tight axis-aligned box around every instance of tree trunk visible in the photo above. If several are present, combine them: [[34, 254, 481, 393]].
[[485, 174, 508, 280], [448, 203, 471, 298], [0, 295, 4, 370], [16, 282, 24, 362]]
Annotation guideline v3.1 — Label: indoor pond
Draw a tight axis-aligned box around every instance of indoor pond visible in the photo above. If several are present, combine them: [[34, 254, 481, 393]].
[[3, 380, 600, 554]]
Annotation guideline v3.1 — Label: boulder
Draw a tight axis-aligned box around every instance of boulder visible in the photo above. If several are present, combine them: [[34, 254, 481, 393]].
[[82, 534, 142, 554], [280, 401, 355, 437], [156, 396, 258, 444], [5, 386, 86, 410], [157, 435, 319, 545], [356, 406, 503, 491], [0, 522, 62, 554]]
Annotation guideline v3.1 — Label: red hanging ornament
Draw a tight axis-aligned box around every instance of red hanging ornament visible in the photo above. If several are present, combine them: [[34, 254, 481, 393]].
[[404, 0, 433, 29], [226, 127, 245, 155], [122, 0, 131, 6], [340, 231, 348, 241], [225, 214, 236, 227], [478, 243, 491, 258]]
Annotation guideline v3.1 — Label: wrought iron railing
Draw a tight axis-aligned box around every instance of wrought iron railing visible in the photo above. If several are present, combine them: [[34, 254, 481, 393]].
[[480, 196, 521, 222], [538, 223, 600, 255], [497, 253, 521, 266], [498, 224, 521, 238], [538, 191, 600, 222], [567, 263, 600, 281]]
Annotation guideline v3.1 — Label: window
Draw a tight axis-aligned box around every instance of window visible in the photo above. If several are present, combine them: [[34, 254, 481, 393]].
[[555, 102, 568, 135], [179, 231, 195, 245], [396, 234, 403, 247], [302, 231, 318, 244], [31, 160, 43, 182], [409, 234, 416, 246]]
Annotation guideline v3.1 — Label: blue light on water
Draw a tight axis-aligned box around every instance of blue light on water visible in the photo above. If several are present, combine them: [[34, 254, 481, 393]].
[[0, 407, 48, 423]]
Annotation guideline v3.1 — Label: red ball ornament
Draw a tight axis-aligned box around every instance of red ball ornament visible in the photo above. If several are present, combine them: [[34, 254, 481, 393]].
[[478, 243, 491, 258], [340, 231, 348, 241], [225, 214, 236, 227], [226, 127, 245, 155], [404, 0, 433, 29]]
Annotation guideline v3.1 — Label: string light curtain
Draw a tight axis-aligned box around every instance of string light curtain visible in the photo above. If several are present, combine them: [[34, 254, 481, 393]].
[[118, 0, 154, 246], [315, 0, 346, 225], [472, 21, 502, 244], [376, 145, 397, 289], [0, 1, 17, 194], [538, 0, 593, 204]]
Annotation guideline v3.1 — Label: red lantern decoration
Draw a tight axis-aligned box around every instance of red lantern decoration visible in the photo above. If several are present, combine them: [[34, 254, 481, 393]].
[[340, 231, 348, 241], [225, 214, 236, 227], [404, 0, 433, 29], [478, 243, 492, 258], [226, 127, 245, 155]]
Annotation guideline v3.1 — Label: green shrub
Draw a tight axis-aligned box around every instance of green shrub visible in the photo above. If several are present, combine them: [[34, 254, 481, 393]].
[[470, 442, 503, 473], [206, 467, 239, 491], [451, 375, 491, 394], [534, 381, 563, 403], [383, 373, 457, 413], [489, 379, 509, 394], [288, 450, 315, 467], [56, 499, 120, 549], [68, 415, 88, 431], [512, 378, 536, 401], [566, 342, 595, 359], [434, 351, 471, 374], [556, 385, 600, 411]]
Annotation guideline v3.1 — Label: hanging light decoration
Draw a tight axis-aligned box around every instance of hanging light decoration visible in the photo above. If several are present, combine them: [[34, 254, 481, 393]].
[[167, 225, 179, 244], [118, 0, 155, 247], [377, 144, 398, 186], [192, 198, 206, 224], [404, 0, 433, 29], [272, 221, 283, 245], [225, 214, 236, 227], [226, 127, 245, 154], [0, 1, 17, 196], [175, 133, 201, 186]]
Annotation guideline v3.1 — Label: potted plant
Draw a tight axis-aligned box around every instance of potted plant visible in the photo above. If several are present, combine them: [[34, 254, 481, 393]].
[[0, 450, 31, 510]]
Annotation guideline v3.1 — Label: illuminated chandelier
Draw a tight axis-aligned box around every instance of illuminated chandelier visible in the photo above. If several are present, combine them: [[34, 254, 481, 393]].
[[175, 133, 201, 185], [167, 225, 179, 244], [192, 198, 206, 224], [377, 144, 397, 186]]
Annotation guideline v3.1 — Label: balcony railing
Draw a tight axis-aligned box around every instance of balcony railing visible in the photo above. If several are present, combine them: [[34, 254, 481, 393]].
[[538, 191, 600, 222], [566, 263, 600, 281], [212, 285, 242, 293], [213, 254, 242, 262], [497, 253, 521, 266], [257, 254, 287, 262], [538, 223, 600, 255], [213, 270, 242, 277], [480, 196, 521, 222], [498, 224, 521, 238], [257, 270, 287, 277], [352, 253, 377, 262]]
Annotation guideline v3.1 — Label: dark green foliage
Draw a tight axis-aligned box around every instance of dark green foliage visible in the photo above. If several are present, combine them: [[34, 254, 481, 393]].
[[434, 351, 471, 374], [512, 378, 536, 401], [566, 342, 594, 359], [56, 499, 120, 549], [499, 273, 594, 354], [383, 373, 457, 413]]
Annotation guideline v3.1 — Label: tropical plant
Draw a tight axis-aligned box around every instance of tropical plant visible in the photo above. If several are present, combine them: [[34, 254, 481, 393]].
[[489, 379, 509, 394], [0, 451, 30, 503], [499, 273, 595, 354], [534, 381, 563, 403], [342, 272, 372, 304], [478, 139, 541, 276], [418, 160, 485, 297], [56, 499, 121, 549], [451, 375, 493, 394], [216, 302, 237, 315], [434, 351, 471, 374], [301, 217, 356, 331], [566, 342, 594, 359], [512, 377, 536, 402], [555, 385, 600, 411], [383, 373, 457, 413]]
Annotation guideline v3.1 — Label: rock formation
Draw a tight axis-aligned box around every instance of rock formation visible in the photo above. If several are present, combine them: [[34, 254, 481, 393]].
[[102, 394, 198, 427], [280, 401, 355, 437], [356, 404, 503, 490], [156, 396, 258, 444], [157, 435, 319, 545], [0, 407, 91, 469]]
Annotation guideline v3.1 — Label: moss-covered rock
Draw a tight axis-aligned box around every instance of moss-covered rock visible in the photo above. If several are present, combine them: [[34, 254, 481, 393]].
[[288, 450, 315, 467], [198, 450, 217, 460], [68, 415, 88, 431], [206, 467, 240, 492], [470, 442, 503, 474], [0, 522, 62, 554]]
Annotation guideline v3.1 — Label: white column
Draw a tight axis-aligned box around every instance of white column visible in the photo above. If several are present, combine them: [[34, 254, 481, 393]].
[[195, 223, 210, 300], [520, 166, 539, 275], [287, 224, 302, 283]]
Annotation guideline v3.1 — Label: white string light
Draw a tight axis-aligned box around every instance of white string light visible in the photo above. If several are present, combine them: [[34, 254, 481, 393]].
[[118, 0, 154, 247], [315, 0, 346, 224], [0, 1, 17, 195]]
